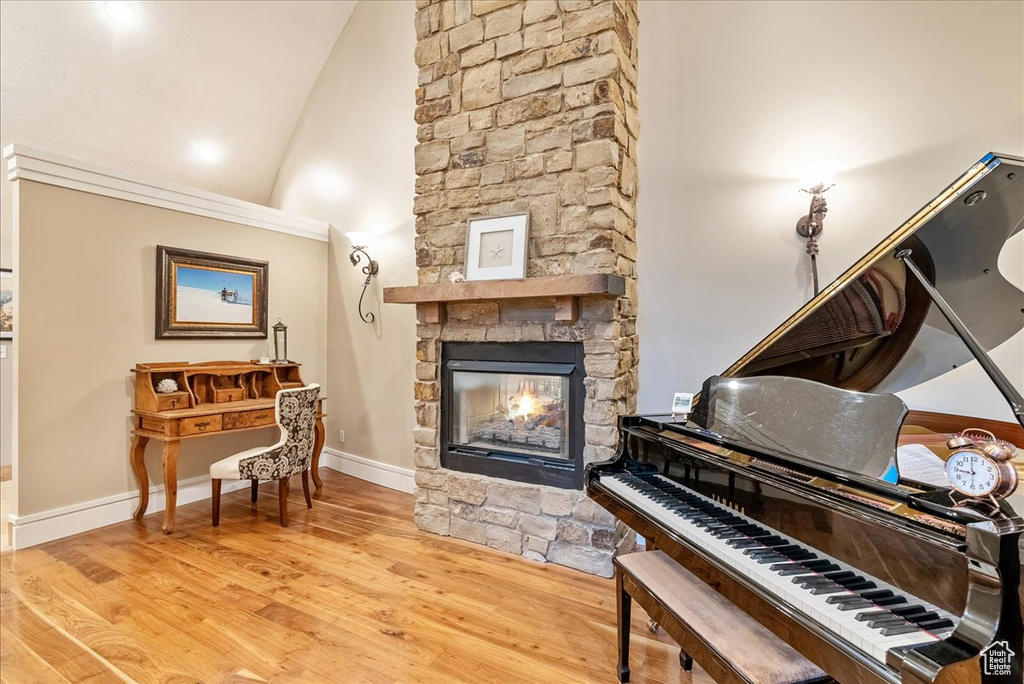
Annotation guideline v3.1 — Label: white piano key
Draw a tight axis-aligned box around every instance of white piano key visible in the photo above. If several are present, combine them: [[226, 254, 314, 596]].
[[599, 471, 953, 669]]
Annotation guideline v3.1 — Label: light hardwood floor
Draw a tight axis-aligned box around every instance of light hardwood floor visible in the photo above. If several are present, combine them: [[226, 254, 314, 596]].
[[1, 470, 710, 684]]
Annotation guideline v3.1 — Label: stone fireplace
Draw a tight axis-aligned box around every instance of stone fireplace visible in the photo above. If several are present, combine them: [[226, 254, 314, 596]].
[[402, 0, 640, 577]]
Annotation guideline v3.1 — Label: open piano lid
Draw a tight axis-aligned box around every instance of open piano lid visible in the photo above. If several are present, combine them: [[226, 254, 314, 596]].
[[684, 153, 1024, 515], [725, 152, 1023, 398]]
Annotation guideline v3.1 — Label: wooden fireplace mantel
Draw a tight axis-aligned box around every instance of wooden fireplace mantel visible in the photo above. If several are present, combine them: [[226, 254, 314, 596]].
[[382, 274, 626, 324]]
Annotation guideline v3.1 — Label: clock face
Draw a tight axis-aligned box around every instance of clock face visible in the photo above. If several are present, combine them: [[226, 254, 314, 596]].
[[944, 450, 999, 496]]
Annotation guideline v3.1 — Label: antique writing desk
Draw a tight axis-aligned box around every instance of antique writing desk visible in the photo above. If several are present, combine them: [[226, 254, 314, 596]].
[[130, 360, 326, 533]]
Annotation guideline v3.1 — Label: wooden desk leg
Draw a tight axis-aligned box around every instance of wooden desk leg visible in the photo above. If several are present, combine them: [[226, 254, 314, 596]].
[[161, 440, 180, 534], [311, 416, 325, 491], [617, 570, 631, 683], [130, 435, 150, 520]]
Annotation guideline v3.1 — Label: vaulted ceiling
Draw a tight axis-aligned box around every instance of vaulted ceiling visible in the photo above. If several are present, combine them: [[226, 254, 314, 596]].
[[0, 0, 357, 204]]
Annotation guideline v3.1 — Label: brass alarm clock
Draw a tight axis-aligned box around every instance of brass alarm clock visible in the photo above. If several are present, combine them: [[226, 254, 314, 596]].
[[944, 429, 1018, 506]]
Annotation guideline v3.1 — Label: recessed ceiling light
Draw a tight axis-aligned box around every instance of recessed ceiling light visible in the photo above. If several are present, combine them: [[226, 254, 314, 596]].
[[103, 1, 137, 26], [191, 140, 225, 165]]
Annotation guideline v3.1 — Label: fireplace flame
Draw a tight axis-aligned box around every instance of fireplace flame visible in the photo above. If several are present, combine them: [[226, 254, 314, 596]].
[[507, 387, 538, 421]]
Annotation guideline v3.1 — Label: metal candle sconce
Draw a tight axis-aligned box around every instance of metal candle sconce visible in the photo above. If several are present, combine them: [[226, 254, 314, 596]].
[[795, 162, 839, 297], [346, 232, 379, 324]]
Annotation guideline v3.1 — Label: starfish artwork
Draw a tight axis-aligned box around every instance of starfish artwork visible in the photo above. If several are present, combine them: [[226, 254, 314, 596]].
[[490, 245, 506, 260]]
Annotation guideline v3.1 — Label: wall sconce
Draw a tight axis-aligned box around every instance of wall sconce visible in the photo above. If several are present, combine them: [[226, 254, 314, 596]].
[[345, 232, 379, 324], [795, 161, 840, 296]]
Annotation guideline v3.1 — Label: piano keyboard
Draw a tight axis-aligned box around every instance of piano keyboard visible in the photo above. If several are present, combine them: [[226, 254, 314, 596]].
[[599, 469, 959, 666]]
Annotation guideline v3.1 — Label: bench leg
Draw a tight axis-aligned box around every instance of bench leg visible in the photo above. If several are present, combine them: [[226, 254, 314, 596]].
[[616, 571, 631, 683], [680, 650, 693, 672]]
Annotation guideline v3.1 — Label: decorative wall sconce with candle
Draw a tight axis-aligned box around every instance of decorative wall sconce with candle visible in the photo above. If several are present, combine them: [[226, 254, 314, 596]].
[[795, 161, 840, 296], [346, 232, 380, 324]]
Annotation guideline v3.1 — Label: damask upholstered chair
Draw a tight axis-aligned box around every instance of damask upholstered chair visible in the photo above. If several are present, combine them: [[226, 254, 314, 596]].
[[209, 384, 320, 527]]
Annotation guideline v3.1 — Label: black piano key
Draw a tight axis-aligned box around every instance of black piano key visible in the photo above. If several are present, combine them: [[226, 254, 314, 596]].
[[773, 545, 803, 555], [890, 605, 927, 617], [869, 617, 911, 629], [823, 571, 856, 582], [794, 576, 833, 586], [836, 600, 874, 612], [784, 551, 817, 562], [727, 539, 762, 548], [825, 595, 863, 605], [859, 590, 894, 601], [803, 560, 840, 572], [744, 548, 778, 557], [755, 554, 788, 564], [880, 624, 922, 637], [917, 618, 954, 631], [903, 612, 939, 625], [842, 581, 877, 592], [856, 610, 894, 623], [769, 562, 814, 576], [872, 596, 908, 607], [711, 530, 746, 539], [809, 584, 849, 595]]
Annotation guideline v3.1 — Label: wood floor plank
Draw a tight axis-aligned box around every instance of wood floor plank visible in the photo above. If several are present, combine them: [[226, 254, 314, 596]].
[[4, 471, 706, 684], [0, 624, 75, 684], [1, 592, 125, 684]]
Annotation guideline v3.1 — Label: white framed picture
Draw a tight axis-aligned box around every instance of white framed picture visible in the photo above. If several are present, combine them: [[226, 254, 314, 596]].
[[465, 212, 529, 281]]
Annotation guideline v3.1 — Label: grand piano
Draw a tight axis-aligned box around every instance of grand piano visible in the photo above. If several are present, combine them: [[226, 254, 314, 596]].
[[587, 152, 1024, 684]]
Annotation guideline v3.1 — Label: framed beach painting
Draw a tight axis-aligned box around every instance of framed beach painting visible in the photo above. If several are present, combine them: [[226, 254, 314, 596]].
[[0, 268, 12, 340], [156, 246, 268, 339]]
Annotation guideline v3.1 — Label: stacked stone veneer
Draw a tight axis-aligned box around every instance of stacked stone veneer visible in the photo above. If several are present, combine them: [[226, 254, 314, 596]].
[[411, 0, 640, 577]]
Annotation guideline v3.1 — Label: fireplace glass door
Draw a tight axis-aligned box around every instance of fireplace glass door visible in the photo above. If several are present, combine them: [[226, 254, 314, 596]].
[[441, 342, 585, 489], [450, 370, 570, 461]]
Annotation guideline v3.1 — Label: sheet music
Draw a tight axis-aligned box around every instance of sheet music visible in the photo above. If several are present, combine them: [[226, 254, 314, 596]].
[[896, 443, 949, 487]]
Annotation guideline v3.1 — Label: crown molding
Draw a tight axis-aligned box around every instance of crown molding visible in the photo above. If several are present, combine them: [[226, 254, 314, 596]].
[[3, 144, 330, 242]]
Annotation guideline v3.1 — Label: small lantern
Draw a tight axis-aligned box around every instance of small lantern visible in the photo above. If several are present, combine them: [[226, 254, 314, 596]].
[[273, 318, 288, 364]]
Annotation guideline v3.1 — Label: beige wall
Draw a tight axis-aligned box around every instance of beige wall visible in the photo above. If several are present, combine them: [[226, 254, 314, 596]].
[[270, 0, 418, 470], [15, 180, 328, 516], [1, 176, 12, 469], [636, 0, 1024, 417], [266, 0, 1024, 478]]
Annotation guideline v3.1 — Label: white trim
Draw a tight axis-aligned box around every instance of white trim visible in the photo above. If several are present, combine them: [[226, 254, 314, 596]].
[[6, 452, 415, 549], [321, 447, 416, 494], [8, 474, 250, 550], [2, 144, 330, 242]]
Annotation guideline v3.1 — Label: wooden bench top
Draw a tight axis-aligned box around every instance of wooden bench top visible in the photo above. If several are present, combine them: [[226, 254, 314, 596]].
[[616, 550, 830, 684]]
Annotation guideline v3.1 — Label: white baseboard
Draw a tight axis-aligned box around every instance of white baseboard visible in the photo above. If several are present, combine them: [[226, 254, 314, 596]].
[[6, 452, 414, 550], [321, 447, 415, 494], [8, 475, 250, 550]]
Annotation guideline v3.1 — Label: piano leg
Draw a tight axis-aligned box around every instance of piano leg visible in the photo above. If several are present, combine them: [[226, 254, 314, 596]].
[[616, 570, 631, 683]]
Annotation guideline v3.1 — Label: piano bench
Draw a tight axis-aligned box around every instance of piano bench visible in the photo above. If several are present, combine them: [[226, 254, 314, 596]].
[[614, 550, 832, 684]]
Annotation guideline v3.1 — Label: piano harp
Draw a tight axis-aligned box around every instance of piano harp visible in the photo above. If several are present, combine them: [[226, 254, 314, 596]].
[[587, 153, 1024, 684]]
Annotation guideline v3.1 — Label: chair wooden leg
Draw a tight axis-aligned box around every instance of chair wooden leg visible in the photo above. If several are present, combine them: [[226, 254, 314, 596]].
[[251, 479, 259, 503], [278, 477, 289, 527], [212, 479, 222, 527], [302, 470, 312, 509]]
